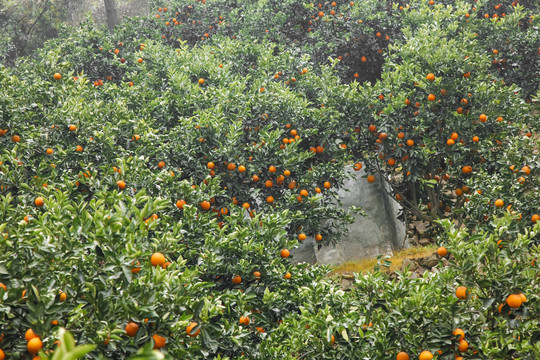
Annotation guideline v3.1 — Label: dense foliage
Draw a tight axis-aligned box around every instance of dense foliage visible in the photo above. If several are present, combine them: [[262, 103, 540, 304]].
[[0, 0, 539, 359]]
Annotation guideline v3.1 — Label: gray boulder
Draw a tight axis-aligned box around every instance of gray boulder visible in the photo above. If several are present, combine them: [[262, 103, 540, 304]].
[[292, 165, 407, 265]]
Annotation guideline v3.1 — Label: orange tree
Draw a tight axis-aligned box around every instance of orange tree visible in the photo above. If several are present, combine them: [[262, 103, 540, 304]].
[[347, 2, 538, 229], [259, 216, 540, 359]]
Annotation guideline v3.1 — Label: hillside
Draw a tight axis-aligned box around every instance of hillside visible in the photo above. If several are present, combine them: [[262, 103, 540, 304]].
[[0, 1, 539, 359]]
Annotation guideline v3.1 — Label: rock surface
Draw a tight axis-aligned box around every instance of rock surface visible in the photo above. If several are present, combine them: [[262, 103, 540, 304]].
[[292, 166, 407, 265]]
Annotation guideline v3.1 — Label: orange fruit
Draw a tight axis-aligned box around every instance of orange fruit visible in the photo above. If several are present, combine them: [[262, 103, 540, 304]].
[[458, 339, 468, 352], [396, 352, 409, 360], [227, 163, 236, 171], [76, 145, 83, 152], [252, 175, 259, 182], [284, 170, 291, 176], [427, 94, 436, 101], [426, 73, 435, 82], [462, 166, 472, 174], [59, 291, 67, 302], [25, 329, 38, 341], [117, 180, 126, 190], [232, 275, 242, 284], [281, 249, 290, 258], [265, 180, 273, 188], [283, 272, 291, 279], [315, 234, 322, 241], [207, 162, 215, 169], [446, 139, 455, 146], [353, 163, 363, 171], [479, 114, 487, 122], [298, 233, 306, 241], [453, 328, 465, 341], [238, 165, 246, 173], [150, 252, 166, 267], [521, 165, 531, 175], [406, 139, 414, 146], [176, 199, 186, 209], [253, 271, 261, 279], [519, 293, 527, 303], [152, 334, 166, 349], [456, 286, 468, 299], [158, 161, 165, 169], [69, 124, 77, 131], [507, 294, 522, 308], [200, 201, 211, 210], [323, 181, 331, 189], [186, 322, 200, 337], [472, 136, 479, 142], [125, 322, 139, 337], [46, 148, 53, 155], [532, 214, 540, 223], [437, 247, 447, 257], [367, 175, 375, 183], [494, 199, 504, 208], [269, 165, 277, 173], [27, 337, 43, 354], [198, 78, 205, 84], [35, 197, 44, 207], [266, 196, 274, 204], [451, 132, 459, 140], [239, 316, 250, 325], [53, 73, 62, 80], [419, 350, 433, 360], [131, 260, 141, 273]]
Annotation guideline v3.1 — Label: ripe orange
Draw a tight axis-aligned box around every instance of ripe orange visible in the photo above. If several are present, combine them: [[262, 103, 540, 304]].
[[76, 145, 83, 152], [456, 286, 468, 299], [453, 328, 465, 340], [125, 322, 139, 337], [437, 247, 447, 257], [232, 275, 242, 284], [519, 293, 527, 303], [521, 165, 531, 175], [315, 234, 322, 241], [117, 180, 126, 189], [200, 201, 211, 210], [252, 175, 259, 182], [446, 139, 455, 146], [419, 350, 433, 360], [265, 180, 273, 188], [284, 170, 291, 176], [35, 197, 44, 207], [238, 165, 246, 173], [507, 294, 522, 308], [532, 214, 540, 223], [137, 58, 143, 63], [367, 175, 375, 183], [451, 132, 459, 140], [281, 249, 290, 258], [494, 199, 504, 208], [353, 163, 363, 171], [396, 352, 409, 360], [150, 252, 166, 267], [472, 136, 479, 142], [25, 329, 38, 341], [462, 166, 472, 174], [406, 139, 414, 146], [53, 73, 62, 80], [59, 291, 67, 302], [426, 73, 435, 82], [458, 339, 469, 352], [323, 181, 331, 189], [269, 165, 277, 173], [152, 334, 166, 349], [283, 272, 291, 279], [479, 114, 487, 122], [27, 337, 43, 354], [46, 148, 53, 155], [207, 162, 215, 169], [131, 260, 142, 273], [428, 94, 436, 101], [266, 196, 274, 204], [158, 161, 165, 169], [298, 233, 306, 241], [198, 78, 205, 84], [176, 199, 186, 209], [186, 322, 200, 337], [239, 316, 250, 325], [69, 124, 76, 131]]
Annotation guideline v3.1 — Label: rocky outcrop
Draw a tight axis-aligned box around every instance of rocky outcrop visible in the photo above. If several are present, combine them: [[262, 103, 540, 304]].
[[292, 165, 407, 265]]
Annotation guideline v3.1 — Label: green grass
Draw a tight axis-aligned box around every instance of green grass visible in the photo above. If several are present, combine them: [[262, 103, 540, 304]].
[[329, 245, 437, 276]]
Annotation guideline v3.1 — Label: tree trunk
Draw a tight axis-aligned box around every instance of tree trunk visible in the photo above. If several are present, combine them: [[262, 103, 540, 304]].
[[104, 0, 119, 32]]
